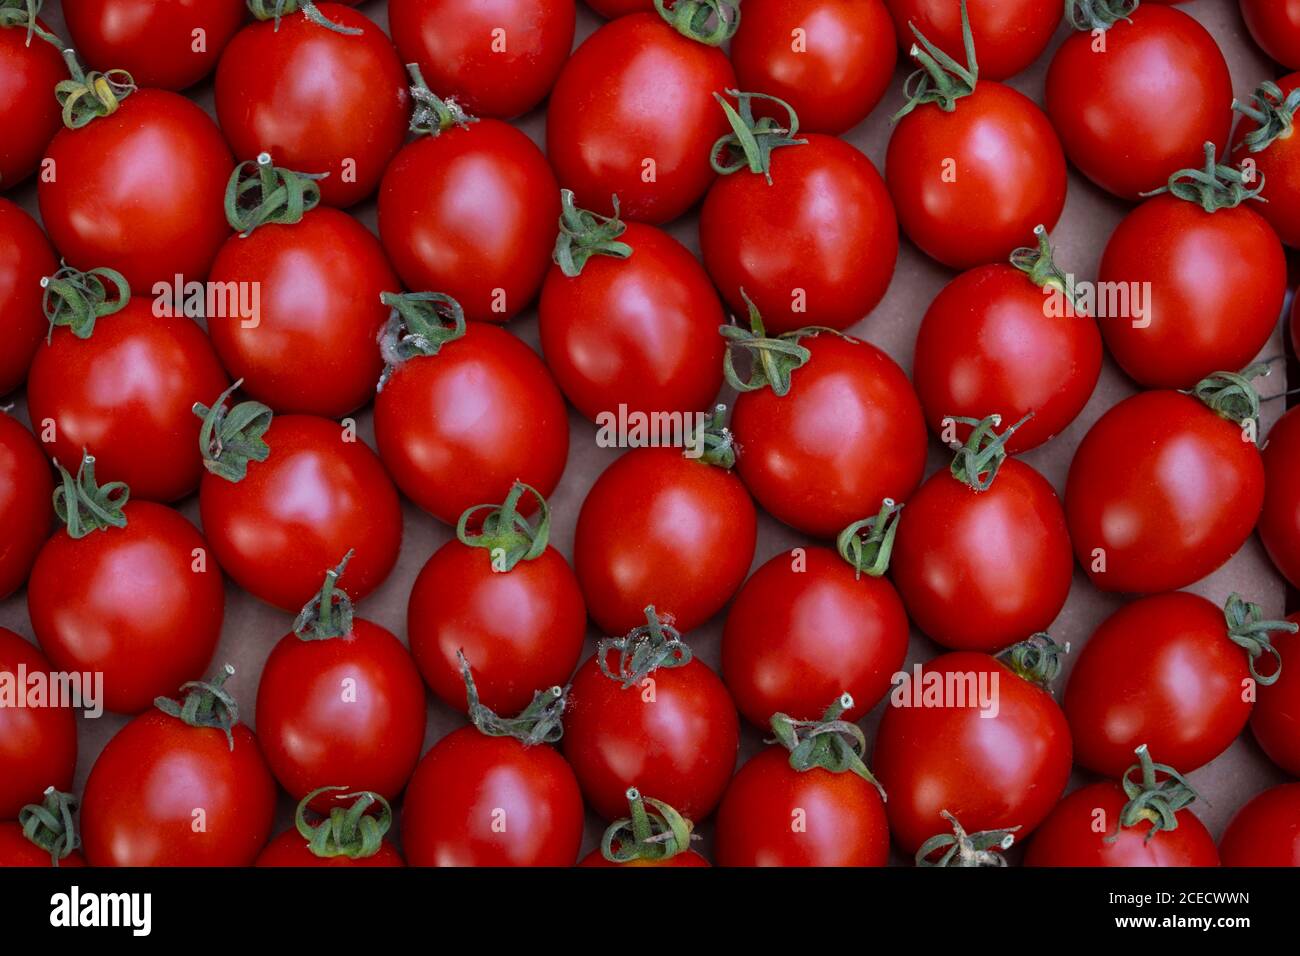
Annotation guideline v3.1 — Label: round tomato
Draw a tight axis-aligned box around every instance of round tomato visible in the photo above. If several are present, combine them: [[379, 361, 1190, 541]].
[[1261, 408, 1300, 591], [547, 9, 737, 224], [0, 631, 76, 820], [1045, 3, 1232, 200], [579, 788, 710, 867], [0, 13, 63, 188], [1064, 383, 1265, 594], [0, 199, 57, 395], [563, 610, 739, 821], [1219, 783, 1300, 867], [1251, 615, 1300, 776], [1240, 0, 1300, 69], [1233, 76, 1300, 250], [214, 3, 407, 208], [884, 0, 1059, 81], [539, 192, 725, 420], [81, 665, 278, 866], [731, 0, 896, 134], [0, 413, 52, 600], [256, 788, 404, 867], [372, 295, 568, 525], [0, 790, 84, 868], [389, 0, 575, 119]]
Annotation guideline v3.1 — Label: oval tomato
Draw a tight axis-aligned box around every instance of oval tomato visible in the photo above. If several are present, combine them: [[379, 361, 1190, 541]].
[[578, 788, 710, 867], [0, 199, 57, 395], [0, 631, 76, 820], [1219, 783, 1300, 867], [884, 0, 1060, 81], [1233, 75, 1300, 250], [1239, 0, 1300, 69], [1261, 408, 1300, 591], [0, 14, 64, 188], [256, 788, 404, 867], [0, 413, 52, 600], [0, 790, 84, 868], [1251, 615, 1300, 776]]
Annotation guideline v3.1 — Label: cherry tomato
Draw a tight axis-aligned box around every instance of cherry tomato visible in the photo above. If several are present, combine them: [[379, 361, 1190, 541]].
[[0, 824, 85, 867], [1251, 615, 1300, 776], [0, 631, 76, 820], [1261, 408, 1300, 591], [578, 788, 710, 867], [388, 0, 575, 120], [1239, 0, 1300, 69], [1045, 4, 1232, 200], [0, 199, 57, 395], [0, 413, 52, 601], [0, 790, 84, 867], [1219, 783, 1300, 867], [214, 4, 408, 208], [1232, 75, 1300, 251], [0, 15, 64, 188], [884, 0, 1060, 81], [547, 11, 737, 224]]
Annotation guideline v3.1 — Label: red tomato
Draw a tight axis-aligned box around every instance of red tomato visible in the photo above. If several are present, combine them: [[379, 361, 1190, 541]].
[[575, 445, 755, 637], [388, 0, 575, 119], [547, 11, 737, 224], [1064, 387, 1265, 594], [81, 667, 278, 866], [62, 0, 246, 90], [884, 0, 1060, 81], [0, 199, 57, 395], [586, 0, 653, 16], [578, 787, 710, 867], [539, 194, 725, 420], [0, 413, 52, 600], [1261, 408, 1300, 591], [214, 4, 407, 208], [0, 16, 63, 188], [257, 830, 403, 867], [0, 823, 85, 867], [730, 0, 897, 135], [872, 646, 1073, 854], [1251, 616, 1300, 776], [0, 631, 76, 820], [1240, 0, 1300, 69], [1045, 4, 1232, 200], [1233, 75, 1300, 250], [1219, 783, 1300, 867], [0, 790, 84, 867]]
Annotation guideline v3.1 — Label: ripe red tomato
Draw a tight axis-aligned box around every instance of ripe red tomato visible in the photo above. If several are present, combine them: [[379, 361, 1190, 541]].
[[578, 788, 710, 867], [585, 0, 652, 16], [1240, 0, 1300, 69], [1045, 4, 1232, 200], [884, 0, 1060, 81], [62, 0, 246, 90], [256, 788, 404, 867], [1219, 783, 1300, 867], [872, 645, 1073, 854], [1233, 75, 1300, 250], [196, 401, 402, 611], [389, 0, 575, 120], [1251, 615, 1300, 776], [0, 413, 52, 600], [0, 15, 63, 188], [563, 610, 739, 820], [730, 0, 897, 135], [1261, 408, 1300, 591], [1064, 386, 1265, 594], [0, 790, 84, 867], [0, 631, 76, 820], [912, 228, 1102, 453], [373, 297, 568, 525], [575, 444, 756, 637], [547, 11, 737, 224], [215, 4, 407, 208], [0, 199, 57, 395], [81, 667, 278, 866], [539, 193, 725, 420]]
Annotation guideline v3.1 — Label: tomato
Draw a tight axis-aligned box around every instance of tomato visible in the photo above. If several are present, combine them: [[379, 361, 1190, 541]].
[[1261, 409, 1300, 591], [0, 413, 52, 600], [1233, 76, 1300, 251], [912, 227, 1102, 453], [389, 0, 575, 120], [578, 788, 710, 867], [1064, 384, 1265, 594], [872, 642, 1073, 854], [62, 0, 246, 90], [731, 0, 897, 135], [214, 4, 407, 208], [408, 484, 586, 716], [563, 609, 739, 821], [256, 788, 404, 867], [1240, 0, 1300, 69], [373, 295, 568, 526], [196, 396, 403, 611], [1045, 4, 1232, 200], [585, 0, 652, 16], [0, 631, 76, 820], [884, 0, 1060, 81], [575, 440, 756, 637], [539, 192, 725, 420], [0, 199, 57, 395], [1066, 592, 1295, 777], [81, 666, 278, 866], [700, 95, 898, 334], [1251, 615, 1300, 776], [547, 10, 737, 224], [728, 324, 927, 538], [28, 458, 224, 715], [0, 13, 63, 188], [0, 790, 84, 867], [1219, 783, 1300, 867]]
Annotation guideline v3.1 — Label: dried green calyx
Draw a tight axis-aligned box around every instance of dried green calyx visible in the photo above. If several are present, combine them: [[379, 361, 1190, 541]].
[[459, 650, 567, 746], [294, 786, 393, 860], [193, 380, 273, 483], [599, 788, 697, 864], [224, 152, 325, 236], [40, 264, 129, 340], [1112, 744, 1200, 844], [154, 664, 241, 750], [54, 48, 134, 128], [946, 413, 1031, 492], [18, 787, 80, 867], [893, 0, 978, 121], [719, 290, 820, 397], [916, 810, 1019, 867], [553, 189, 632, 277], [595, 606, 694, 690], [836, 499, 903, 578], [293, 551, 357, 641], [247, 0, 361, 35], [1222, 593, 1296, 686], [52, 452, 128, 538], [653, 0, 740, 46], [710, 90, 806, 182], [456, 482, 551, 573], [1145, 142, 1265, 212], [769, 693, 885, 800]]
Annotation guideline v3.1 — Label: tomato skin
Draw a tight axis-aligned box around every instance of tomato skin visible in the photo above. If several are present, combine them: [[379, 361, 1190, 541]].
[[872, 651, 1072, 854], [731, 0, 897, 135], [912, 263, 1102, 454], [731, 334, 927, 539], [884, 0, 1060, 81], [563, 655, 739, 821], [206, 208, 396, 417], [0, 19, 64, 188], [1261, 409, 1300, 591], [1251, 617, 1300, 776], [215, 5, 408, 208], [538, 222, 725, 421], [722, 547, 909, 727], [62, 0, 246, 90], [373, 325, 569, 526], [198, 415, 402, 611], [700, 135, 898, 334], [256, 829, 404, 867], [546, 13, 737, 224], [1240, 0, 1300, 69], [0, 629, 77, 820], [0, 200, 57, 396], [886, 83, 1066, 270], [28, 502, 224, 715], [1219, 783, 1300, 867], [407, 542, 586, 717], [585, 0, 653, 15], [0, 414, 52, 601], [27, 303, 230, 503], [579, 847, 710, 867], [713, 747, 889, 866], [402, 726, 584, 866], [378, 123, 559, 324], [1064, 390, 1264, 594], [1024, 782, 1219, 867], [0, 824, 86, 867], [388, 0, 575, 120], [1234, 75, 1300, 250], [1045, 6, 1232, 201], [81, 712, 277, 867], [891, 460, 1073, 653]]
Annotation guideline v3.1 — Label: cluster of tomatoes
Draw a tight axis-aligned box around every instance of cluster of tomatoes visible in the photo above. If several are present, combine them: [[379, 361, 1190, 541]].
[[2, 0, 1300, 870]]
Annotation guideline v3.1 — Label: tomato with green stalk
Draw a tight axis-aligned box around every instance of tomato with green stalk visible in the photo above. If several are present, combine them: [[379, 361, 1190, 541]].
[[1233, 76, 1300, 250], [0, 789, 84, 867], [256, 787, 404, 867], [579, 789, 709, 867]]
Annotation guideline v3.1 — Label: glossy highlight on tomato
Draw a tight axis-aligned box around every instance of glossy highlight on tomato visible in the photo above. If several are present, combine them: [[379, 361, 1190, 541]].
[[0, 16, 64, 188], [0, 199, 57, 395]]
